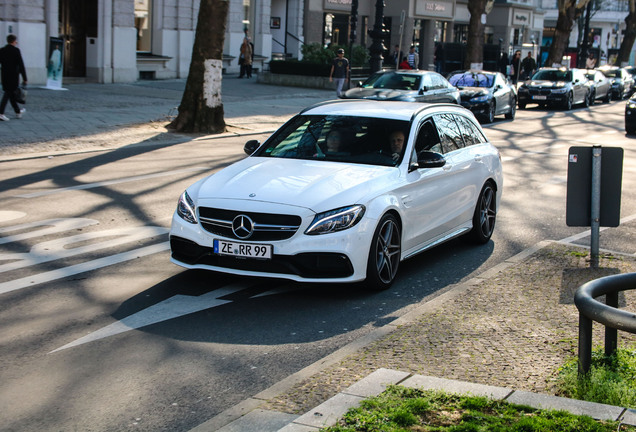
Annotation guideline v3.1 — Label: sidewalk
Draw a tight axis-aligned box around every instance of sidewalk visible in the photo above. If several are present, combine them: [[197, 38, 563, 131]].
[[200, 240, 636, 431], [0, 75, 334, 157]]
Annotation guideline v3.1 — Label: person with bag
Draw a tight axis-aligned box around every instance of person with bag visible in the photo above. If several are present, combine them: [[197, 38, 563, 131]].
[[0, 34, 27, 121]]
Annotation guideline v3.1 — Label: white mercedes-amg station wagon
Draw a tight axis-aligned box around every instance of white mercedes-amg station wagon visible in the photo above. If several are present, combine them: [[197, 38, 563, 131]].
[[169, 100, 503, 290]]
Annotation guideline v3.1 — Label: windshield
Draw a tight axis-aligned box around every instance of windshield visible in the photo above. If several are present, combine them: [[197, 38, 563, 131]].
[[448, 72, 494, 88], [599, 69, 619, 78], [532, 70, 572, 82], [253, 115, 411, 167], [361, 72, 421, 91]]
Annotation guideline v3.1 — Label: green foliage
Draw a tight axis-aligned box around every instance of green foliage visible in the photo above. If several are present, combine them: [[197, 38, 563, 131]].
[[557, 347, 636, 407], [320, 385, 632, 432], [300, 42, 369, 68]]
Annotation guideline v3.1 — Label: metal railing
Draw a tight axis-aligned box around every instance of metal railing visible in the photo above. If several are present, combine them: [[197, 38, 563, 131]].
[[574, 272, 636, 374]]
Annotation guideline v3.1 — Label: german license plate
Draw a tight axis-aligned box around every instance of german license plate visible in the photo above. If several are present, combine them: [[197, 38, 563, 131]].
[[213, 239, 272, 259], [533, 95, 547, 100]]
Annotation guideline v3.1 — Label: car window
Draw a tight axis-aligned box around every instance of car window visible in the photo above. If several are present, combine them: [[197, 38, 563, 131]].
[[448, 72, 494, 88], [255, 114, 411, 167], [420, 74, 433, 90], [429, 74, 445, 89], [432, 113, 464, 153], [454, 115, 487, 147], [414, 119, 442, 153]]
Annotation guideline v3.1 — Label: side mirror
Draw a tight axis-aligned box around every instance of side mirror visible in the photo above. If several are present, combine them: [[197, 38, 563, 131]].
[[419, 86, 428, 95], [357, 81, 364, 87], [244, 139, 260, 155], [410, 151, 446, 171]]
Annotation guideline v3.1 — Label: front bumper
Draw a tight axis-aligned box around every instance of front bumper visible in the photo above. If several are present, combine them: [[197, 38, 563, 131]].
[[518, 89, 568, 105], [460, 101, 490, 117], [169, 210, 375, 283]]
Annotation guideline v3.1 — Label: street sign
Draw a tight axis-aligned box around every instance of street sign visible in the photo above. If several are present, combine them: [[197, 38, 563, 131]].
[[566, 146, 623, 227]]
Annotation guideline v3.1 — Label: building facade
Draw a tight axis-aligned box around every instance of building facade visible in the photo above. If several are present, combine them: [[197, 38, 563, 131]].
[[0, 0, 631, 86]]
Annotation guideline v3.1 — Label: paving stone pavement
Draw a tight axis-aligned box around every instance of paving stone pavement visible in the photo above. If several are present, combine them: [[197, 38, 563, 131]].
[[199, 241, 636, 431]]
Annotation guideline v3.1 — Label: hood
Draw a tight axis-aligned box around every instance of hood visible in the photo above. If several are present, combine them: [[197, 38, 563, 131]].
[[526, 80, 568, 88], [194, 157, 398, 211], [343, 87, 413, 101], [458, 87, 490, 98]]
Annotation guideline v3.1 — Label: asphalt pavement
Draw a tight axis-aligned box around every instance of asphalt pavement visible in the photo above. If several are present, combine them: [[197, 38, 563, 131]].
[[2, 74, 636, 431]]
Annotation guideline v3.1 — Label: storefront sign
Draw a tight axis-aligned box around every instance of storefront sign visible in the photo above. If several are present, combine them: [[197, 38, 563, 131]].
[[414, 0, 454, 19], [325, 0, 352, 11], [512, 9, 531, 26]]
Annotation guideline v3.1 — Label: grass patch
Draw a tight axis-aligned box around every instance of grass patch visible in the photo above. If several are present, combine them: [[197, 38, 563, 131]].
[[556, 347, 636, 407], [321, 386, 634, 431]]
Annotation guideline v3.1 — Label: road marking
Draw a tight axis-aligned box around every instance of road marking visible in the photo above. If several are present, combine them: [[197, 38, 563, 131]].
[[0, 218, 99, 245], [50, 284, 248, 353], [16, 167, 209, 198], [0, 226, 168, 273], [0, 211, 26, 223], [0, 242, 170, 295]]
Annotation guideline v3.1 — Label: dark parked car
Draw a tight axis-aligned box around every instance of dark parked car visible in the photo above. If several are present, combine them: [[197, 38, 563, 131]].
[[447, 70, 517, 123], [343, 70, 460, 104], [597, 65, 634, 100], [517, 67, 591, 110], [625, 96, 636, 134], [585, 69, 612, 104]]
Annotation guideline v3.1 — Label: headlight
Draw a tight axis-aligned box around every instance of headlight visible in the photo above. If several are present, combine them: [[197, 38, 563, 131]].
[[551, 88, 568, 94], [628, 102, 636, 109], [305, 205, 365, 235], [177, 190, 197, 224], [470, 95, 490, 102]]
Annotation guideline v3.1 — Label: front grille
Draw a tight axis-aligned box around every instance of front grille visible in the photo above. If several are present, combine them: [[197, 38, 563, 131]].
[[528, 88, 552, 96], [198, 207, 302, 241]]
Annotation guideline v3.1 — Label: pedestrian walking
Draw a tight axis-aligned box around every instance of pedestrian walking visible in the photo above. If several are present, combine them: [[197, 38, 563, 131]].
[[329, 48, 350, 98], [238, 36, 253, 78], [521, 51, 536, 80], [407, 46, 419, 70], [510, 50, 521, 84], [0, 34, 27, 122]]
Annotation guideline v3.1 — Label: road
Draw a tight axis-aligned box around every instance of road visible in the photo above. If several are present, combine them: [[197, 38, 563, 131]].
[[0, 100, 635, 431]]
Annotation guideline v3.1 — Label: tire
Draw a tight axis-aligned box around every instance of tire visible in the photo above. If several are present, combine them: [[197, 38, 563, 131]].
[[483, 102, 495, 123], [505, 98, 516, 120], [563, 93, 572, 110], [583, 90, 590, 108], [604, 91, 611, 104], [589, 90, 595, 106], [366, 213, 401, 290], [466, 182, 497, 244]]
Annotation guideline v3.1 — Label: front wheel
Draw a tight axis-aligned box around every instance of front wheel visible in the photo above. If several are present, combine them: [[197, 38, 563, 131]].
[[466, 183, 497, 244], [366, 214, 401, 291], [483, 102, 495, 123], [563, 93, 572, 110]]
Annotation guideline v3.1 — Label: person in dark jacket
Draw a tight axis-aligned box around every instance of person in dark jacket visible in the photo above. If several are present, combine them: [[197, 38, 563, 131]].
[[0, 34, 28, 121]]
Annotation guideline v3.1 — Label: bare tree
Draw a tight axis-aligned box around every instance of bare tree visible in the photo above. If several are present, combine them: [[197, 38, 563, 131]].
[[464, 0, 489, 69], [617, 0, 636, 66], [545, 0, 591, 67], [168, 0, 228, 133]]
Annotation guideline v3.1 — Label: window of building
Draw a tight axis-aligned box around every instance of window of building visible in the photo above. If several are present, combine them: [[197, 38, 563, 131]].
[[453, 24, 468, 44], [134, 0, 152, 52], [323, 13, 350, 47]]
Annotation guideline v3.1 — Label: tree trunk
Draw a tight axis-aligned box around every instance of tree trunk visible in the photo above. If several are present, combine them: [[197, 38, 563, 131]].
[[617, 0, 636, 66], [168, 0, 228, 133], [464, 0, 488, 69], [546, 0, 590, 68]]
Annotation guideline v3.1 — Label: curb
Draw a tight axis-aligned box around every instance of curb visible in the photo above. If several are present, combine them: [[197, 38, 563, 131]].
[[192, 240, 557, 431]]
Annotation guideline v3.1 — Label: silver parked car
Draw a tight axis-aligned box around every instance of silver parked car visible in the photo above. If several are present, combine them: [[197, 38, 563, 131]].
[[585, 69, 612, 104], [343, 70, 460, 104]]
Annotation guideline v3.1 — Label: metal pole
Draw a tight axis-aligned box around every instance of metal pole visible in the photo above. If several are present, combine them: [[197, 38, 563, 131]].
[[590, 145, 602, 268], [578, 314, 593, 375], [605, 291, 619, 358]]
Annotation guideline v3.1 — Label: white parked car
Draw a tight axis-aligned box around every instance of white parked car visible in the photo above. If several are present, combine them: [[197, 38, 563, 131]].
[[170, 100, 503, 290]]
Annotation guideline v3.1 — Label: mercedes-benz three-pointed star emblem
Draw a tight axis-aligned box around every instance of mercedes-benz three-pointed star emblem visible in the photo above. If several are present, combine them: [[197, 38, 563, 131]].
[[232, 215, 254, 239]]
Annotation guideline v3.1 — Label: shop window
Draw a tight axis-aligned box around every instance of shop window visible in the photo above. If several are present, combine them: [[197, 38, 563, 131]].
[[135, 0, 152, 52]]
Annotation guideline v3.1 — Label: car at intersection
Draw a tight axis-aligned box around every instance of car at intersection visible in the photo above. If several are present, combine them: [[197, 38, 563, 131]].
[[169, 100, 503, 290]]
